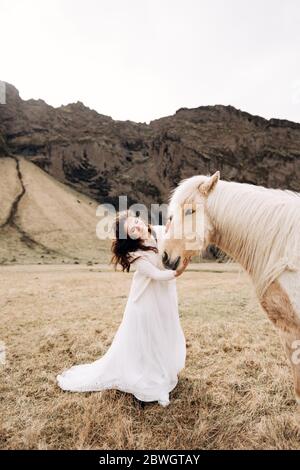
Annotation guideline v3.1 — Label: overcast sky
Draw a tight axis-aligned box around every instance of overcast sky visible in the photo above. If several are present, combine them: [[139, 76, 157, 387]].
[[1, 0, 300, 123]]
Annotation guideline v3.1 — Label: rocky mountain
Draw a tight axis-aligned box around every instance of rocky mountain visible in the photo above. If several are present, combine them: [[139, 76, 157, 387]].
[[1, 82, 300, 215]]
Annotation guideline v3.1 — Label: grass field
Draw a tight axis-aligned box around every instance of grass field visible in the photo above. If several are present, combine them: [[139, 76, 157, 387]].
[[1, 262, 300, 450]]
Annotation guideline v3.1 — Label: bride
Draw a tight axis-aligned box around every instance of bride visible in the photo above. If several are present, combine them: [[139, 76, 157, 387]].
[[57, 209, 190, 407]]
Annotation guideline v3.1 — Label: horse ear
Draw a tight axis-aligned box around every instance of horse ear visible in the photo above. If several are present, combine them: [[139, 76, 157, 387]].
[[199, 171, 220, 196]]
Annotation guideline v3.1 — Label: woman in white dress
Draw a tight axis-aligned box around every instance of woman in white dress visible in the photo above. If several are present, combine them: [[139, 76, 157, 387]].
[[57, 210, 190, 407]]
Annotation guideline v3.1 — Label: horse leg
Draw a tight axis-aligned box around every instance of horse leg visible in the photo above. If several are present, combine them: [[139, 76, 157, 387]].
[[260, 279, 300, 405]]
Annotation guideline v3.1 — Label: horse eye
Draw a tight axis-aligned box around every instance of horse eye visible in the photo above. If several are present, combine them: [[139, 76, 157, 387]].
[[185, 208, 195, 216], [169, 215, 173, 222]]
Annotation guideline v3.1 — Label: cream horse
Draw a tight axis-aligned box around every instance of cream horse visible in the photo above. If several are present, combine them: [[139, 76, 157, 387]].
[[162, 171, 300, 405]]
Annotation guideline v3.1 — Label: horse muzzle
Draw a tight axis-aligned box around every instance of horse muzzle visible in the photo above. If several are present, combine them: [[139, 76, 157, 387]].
[[162, 251, 181, 271]]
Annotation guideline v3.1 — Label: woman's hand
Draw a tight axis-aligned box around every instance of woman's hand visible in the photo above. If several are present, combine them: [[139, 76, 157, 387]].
[[174, 256, 191, 277]]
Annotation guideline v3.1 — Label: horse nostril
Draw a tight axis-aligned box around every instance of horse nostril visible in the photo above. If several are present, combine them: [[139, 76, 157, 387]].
[[162, 251, 169, 264]]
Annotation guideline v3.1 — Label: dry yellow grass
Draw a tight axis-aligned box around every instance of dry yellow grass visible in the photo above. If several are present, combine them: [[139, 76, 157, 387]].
[[0, 262, 299, 450]]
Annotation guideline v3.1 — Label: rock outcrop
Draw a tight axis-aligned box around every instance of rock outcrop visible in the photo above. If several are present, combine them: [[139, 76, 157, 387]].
[[1, 82, 300, 211]]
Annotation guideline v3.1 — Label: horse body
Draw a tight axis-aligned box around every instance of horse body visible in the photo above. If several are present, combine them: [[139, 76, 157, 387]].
[[163, 172, 300, 404]]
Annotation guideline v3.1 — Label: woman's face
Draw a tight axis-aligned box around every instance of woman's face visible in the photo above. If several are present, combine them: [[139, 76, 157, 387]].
[[124, 216, 148, 240]]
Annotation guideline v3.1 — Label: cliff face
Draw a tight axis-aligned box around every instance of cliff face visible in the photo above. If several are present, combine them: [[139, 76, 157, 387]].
[[1, 82, 300, 210]]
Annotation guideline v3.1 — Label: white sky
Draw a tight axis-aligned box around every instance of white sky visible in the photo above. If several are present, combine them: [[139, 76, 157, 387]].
[[1, 0, 300, 123]]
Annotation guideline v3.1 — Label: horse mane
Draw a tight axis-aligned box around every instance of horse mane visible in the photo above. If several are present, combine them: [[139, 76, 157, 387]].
[[169, 176, 300, 297]]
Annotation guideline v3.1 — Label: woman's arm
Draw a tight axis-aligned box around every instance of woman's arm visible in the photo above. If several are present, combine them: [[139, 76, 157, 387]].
[[133, 256, 176, 281]]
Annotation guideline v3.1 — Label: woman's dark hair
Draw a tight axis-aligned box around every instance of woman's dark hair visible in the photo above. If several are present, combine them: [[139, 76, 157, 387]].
[[110, 210, 158, 272]]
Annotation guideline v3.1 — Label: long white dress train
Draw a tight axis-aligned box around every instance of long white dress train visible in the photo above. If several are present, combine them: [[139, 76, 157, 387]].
[[56, 225, 186, 406]]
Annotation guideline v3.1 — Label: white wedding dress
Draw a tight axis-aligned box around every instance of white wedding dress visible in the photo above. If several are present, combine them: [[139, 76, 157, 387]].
[[57, 225, 186, 406]]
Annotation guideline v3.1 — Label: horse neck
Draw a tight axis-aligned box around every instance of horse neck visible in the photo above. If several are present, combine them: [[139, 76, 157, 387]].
[[207, 181, 270, 285], [205, 180, 300, 297], [205, 181, 258, 276]]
